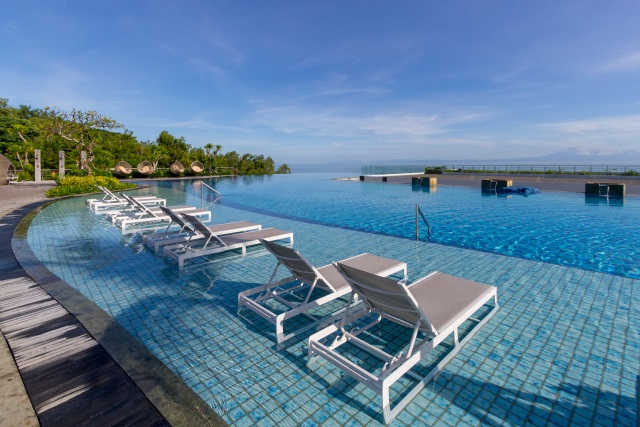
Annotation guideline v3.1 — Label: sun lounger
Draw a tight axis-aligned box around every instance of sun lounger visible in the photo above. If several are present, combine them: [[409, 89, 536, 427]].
[[308, 264, 499, 424], [87, 186, 165, 212], [143, 206, 262, 254], [238, 240, 407, 344], [163, 213, 293, 268], [114, 195, 211, 234]]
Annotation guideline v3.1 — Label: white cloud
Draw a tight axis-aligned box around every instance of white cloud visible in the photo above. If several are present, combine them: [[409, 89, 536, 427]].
[[543, 114, 640, 136], [596, 50, 640, 73], [188, 58, 226, 80], [247, 105, 491, 139]]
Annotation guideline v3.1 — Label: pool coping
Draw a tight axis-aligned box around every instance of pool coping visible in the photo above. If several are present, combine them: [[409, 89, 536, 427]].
[[11, 199, 227, 427]]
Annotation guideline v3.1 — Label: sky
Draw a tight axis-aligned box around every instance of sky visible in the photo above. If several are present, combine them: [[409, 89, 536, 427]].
[[2, 1, 640, 166]]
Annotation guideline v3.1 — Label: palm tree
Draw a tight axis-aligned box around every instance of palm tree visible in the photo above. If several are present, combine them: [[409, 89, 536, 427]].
[[213, 144, 222, 175], [204, 143, 214, 176]]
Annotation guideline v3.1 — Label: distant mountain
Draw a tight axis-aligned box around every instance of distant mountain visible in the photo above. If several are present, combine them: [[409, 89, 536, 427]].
[[368, 148, 640, 166], [289, 148, 640, 174], [506, 148, 640, 164]]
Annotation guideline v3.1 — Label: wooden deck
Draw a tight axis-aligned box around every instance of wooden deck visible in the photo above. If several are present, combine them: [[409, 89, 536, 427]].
[[0, 203, 169, 426]]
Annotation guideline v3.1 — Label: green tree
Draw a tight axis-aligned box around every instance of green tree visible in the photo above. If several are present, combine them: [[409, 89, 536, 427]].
[[38, 107, 124, 174], [156, 130, 190, 166], [276, 164, 291, 174], [204, 143, 216, 175]]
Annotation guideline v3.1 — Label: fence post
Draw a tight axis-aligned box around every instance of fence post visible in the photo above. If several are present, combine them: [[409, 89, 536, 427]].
[[34, 149, 41, 182], [59, 151, 65, 180]]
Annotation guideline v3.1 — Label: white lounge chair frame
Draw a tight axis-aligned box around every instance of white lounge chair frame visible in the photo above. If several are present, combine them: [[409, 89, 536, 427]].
[[308, 265, 499, 424], [143, 206, 261, 254], [87, 186, 165, 212], [238, 240, 407, 344], [163, 213, 293, 268], [113, 195, 211, 234]]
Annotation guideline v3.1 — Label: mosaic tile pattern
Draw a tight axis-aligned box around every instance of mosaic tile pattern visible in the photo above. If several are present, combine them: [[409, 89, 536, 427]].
[[26, 183, 639, 426]]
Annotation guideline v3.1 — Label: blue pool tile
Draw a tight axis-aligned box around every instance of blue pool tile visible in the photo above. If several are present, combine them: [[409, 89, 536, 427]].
[[25, 179, 640, 427]]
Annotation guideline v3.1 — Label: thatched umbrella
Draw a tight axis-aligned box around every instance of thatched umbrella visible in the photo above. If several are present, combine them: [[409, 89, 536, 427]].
[[114, 160, 133, 177], [170, 160, 185, 175], [137, 160, 155, 176], [190, 161, 204, 174]]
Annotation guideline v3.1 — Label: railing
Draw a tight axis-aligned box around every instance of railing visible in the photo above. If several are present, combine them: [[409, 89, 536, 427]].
[[443, 165, 640, 174], [201, 182, 222, 208], [362, 165, 425, 175], [415, 203, 430, 240], [362, 164, 640, 176]]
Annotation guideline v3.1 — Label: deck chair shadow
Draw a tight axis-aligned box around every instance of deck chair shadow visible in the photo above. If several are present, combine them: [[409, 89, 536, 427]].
[[143, 206, 262, 254], [308, 263, 499, 424], [238, 240, 407, 344], [163, 213, 293, 269]]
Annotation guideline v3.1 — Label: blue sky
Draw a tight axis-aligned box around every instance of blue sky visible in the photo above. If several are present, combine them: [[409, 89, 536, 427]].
[[2, 1, 640, 165]]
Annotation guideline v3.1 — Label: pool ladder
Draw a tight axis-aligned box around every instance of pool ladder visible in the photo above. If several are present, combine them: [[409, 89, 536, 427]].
[[415, 203, 431, 240], [201, 181, 222, 208]]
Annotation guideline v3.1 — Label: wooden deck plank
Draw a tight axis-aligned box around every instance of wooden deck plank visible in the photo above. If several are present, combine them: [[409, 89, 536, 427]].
[[0, 208, 170, 427]]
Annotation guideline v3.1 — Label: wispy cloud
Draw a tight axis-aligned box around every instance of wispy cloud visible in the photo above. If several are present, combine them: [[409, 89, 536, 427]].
[[596, 50, 640, 73], [543, 114, 640, 136], [188, 58, 227, 80], [141, 113, 251, 133], [248, 104, 491, 138]]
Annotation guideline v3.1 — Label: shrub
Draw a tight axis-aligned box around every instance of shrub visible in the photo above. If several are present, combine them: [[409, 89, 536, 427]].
[[65, 167, 89, 177], [424, 166, 445, 174], [46, 175, 136, 198], [92, 169, 114, 177], [17, 171, 33, 181], [149, 168, 172, 178]]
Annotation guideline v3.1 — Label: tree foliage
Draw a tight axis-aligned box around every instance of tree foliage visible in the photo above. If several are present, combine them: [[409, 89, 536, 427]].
[[0, 98, 290, 176]]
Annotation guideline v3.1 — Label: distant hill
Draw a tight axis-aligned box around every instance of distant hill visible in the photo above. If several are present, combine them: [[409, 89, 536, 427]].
[[370, 148, 640, 166]]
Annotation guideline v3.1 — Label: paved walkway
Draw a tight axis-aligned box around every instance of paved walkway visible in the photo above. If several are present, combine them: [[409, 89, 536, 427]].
[[0, 183, 225, 427], [0, 183, 54, 427]]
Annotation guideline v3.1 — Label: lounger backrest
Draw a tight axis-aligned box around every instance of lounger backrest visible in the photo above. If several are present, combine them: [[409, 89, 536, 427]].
[[123, 194, 158, 216], [182, 213, 225, 245], [260, 240, 335, 290], [159, 206, 187, 228], [336, 262, 431, 331], [119, 193, 134, 206], [98, 186, 119, 201], [102, 187, 118, 199]]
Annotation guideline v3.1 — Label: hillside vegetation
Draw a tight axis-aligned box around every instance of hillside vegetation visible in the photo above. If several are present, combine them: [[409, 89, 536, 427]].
[[0, 98, 290, 180]]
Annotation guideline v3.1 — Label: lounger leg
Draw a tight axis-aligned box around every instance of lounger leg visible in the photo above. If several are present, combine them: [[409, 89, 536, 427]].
[[382, 385, 392, 424], [275, 313, 285, 343]]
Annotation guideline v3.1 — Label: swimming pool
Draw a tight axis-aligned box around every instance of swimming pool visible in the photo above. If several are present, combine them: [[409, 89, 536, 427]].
[[159, 173, 640, 279], [26, 173, 639, 426]]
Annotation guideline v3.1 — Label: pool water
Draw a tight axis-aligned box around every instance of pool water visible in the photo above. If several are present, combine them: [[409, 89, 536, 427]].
[[26, 173, 639, 426], [162, 173, 640, 279]]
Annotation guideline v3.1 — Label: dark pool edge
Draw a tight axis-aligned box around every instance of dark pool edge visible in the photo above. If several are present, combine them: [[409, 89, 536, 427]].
[[11, 201, 227, 427]]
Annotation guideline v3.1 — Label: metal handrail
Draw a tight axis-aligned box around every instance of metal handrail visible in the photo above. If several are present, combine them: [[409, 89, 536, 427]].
[[415, 203, 430, 240], [201, 181, 222, 208]]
